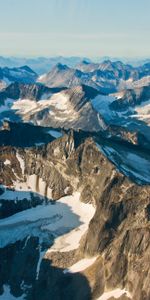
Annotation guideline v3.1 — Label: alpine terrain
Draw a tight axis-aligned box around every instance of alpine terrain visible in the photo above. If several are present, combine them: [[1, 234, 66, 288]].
[[0, 58, 150, 300]]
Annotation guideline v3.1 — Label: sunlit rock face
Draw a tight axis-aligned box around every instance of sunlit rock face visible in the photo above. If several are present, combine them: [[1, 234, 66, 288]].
[[0, 128, 150, 300]]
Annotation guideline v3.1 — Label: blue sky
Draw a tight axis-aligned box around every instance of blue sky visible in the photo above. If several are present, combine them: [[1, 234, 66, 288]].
[[0, 0, 149, 57]]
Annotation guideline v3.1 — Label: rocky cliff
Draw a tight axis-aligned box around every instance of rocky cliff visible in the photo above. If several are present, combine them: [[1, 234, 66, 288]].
[[0, 131, 149, 300]]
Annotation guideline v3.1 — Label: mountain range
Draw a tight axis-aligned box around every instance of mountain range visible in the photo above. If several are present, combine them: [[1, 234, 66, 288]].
[[0, 57, 150, 300], [38, 60, 150, 93]]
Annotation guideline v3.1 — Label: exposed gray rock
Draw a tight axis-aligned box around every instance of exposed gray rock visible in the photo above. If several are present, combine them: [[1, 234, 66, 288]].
[[0, 131, 149, 300]]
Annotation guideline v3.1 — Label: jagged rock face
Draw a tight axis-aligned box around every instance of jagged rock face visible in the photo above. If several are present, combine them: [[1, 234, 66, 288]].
[[105, 125, 150, 150], [29, 135, 150, 299], [0, 132, 150, 300], [0, 82, 63, 103], [0, 82, 107, 132], [110, 85, 150, 110], [80, 172, 150, 300]]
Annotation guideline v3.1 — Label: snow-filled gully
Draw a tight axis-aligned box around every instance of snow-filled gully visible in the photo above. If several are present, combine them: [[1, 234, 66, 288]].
[[0, 188, 95, 283]]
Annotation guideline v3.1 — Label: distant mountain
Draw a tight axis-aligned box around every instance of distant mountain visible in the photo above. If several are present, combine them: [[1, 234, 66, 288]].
[[39, 63, 97, 91], [38, 63, 82, 87], [38, 60, 150, 94], [77, 59, 150, 80], [0, 65, 37, 87], [0, 56, 91, 74], [0, 59, 149, 143], [38, 62, 118, 93]]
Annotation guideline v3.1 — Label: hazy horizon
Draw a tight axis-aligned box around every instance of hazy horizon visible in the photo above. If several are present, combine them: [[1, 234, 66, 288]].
[[0, 55, 149, 60]]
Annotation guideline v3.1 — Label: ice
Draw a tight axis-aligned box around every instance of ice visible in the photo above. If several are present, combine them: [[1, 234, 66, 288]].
[[91, 94, 116, 121], [0, 192, 95, 250], [0, 285, 25, 300], [46, 192, 95, 252], [0, 98, 14, 115], [0, 104, 9, 114], [0, 185, 32, 201], [47, 129, 63, 138], [36, 245, 46, 279]]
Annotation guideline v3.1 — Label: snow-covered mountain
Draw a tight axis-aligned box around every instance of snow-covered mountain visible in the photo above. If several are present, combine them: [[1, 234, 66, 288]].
[[37, 62, 106, 92], [0, 83, 106, 131], [0, 65, 37, 87], [38, 62, 117, 93], [38, 60, 150, 94]]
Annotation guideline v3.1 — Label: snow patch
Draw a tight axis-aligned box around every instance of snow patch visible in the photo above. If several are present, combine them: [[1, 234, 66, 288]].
[[63, 256, 97, 274], [96, 288, 131, 300], [4, 159, 11, 166], [16, 152, 25, 174], [13, 174, 52, 199], [49, 92, 69, 110], [0, 192, 95, 250], [133, 99, 150, 125], [91, 94, 116, 121], [46, 192, 95, 252], [47, 129, 63, 138], [36, 245, 46, 280], [12, 99, 37, 114], [38, 73, 46, 81]]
